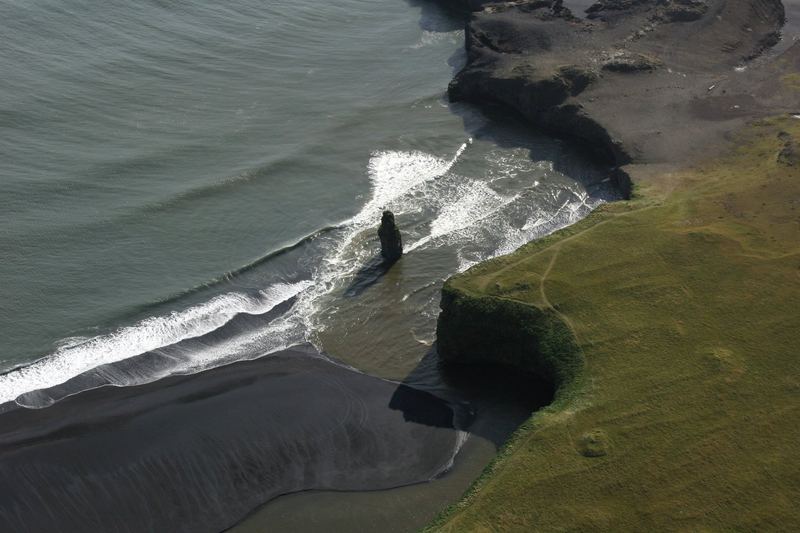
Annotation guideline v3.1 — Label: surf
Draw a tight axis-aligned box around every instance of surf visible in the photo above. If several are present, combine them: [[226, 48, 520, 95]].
[[0, 135, 611, 409], [0, 281, 311, 406]]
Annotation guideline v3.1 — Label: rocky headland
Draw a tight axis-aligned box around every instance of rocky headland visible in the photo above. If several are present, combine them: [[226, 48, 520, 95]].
[[436, 0, 799, 405], [430, 0, 800, 530], [443, 0, 797, 193]]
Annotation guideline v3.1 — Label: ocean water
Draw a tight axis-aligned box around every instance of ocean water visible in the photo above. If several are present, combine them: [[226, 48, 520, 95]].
[[0, 0, 612, 406]]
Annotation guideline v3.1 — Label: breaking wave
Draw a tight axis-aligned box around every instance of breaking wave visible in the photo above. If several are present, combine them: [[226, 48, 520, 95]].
[[0, 281, 311, 406], [0, 139, 611, 408]]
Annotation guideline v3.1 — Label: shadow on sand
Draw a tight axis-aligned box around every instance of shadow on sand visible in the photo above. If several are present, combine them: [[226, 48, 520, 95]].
[[343, 254, 394, 298], [389, 344, 554, 449]]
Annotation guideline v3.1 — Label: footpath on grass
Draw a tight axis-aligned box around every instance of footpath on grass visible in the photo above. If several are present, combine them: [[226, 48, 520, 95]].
[[426, 0, 800, 528], [429, 117, 800, 531]]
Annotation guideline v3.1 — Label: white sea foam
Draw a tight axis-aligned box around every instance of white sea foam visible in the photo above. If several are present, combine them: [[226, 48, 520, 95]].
[[363, 141, 468, 217], [410, 29, 464, 50], [482, 190, 602, 268], [407, 181, 515, 252], [169, 314, 304, 376], [293, 142, 470, 337], [433, 430, 470, 479], [366, 151, 451, 215], [0, 138, 608, 409], [0, 280, 312, 405], [451, 185, 604, 273]]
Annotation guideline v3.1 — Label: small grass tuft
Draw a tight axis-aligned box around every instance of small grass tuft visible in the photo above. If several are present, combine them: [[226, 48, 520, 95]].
[[576, 429, 610, 458]]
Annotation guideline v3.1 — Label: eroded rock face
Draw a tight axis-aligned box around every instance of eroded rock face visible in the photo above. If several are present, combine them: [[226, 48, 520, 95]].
[[444, 0, 790, 169], [601, 50, 661, 72], [657, 0, 709, 22], [586, 0, 655, 19], [436, 284, 582, 389], [378, 210, 403, 263]]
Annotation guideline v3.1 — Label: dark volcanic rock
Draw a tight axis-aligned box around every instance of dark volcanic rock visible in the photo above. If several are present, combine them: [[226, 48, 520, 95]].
[[378, 210, 403, 263], [601, 51, 661, 72], [442, 0, 791, 171], [586, 0, 655, 20], [657, 0, 709, 22], [558, 65, 599, 95]]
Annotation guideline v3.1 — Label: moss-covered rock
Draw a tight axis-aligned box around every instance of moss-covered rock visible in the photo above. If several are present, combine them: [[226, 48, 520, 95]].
[[436, 284, 582, 392]]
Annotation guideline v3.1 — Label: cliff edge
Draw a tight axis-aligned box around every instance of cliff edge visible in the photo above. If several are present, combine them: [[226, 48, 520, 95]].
[[430, 1, 800, 530], [446, 0, 794, 171]]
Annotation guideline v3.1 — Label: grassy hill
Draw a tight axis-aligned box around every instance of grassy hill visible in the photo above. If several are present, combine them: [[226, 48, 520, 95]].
[[427, 117, 800, 531]]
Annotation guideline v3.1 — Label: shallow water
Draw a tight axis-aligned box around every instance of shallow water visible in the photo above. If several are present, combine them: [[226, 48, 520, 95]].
[[0, 0, 612, 530], [0, 0, 612, 405], [777, 0, 800, 52]]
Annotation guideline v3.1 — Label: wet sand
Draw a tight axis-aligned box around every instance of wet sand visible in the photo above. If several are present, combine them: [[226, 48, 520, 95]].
[[231, 352, 553, 532], [0, 345, 468, 533], [232, 431, 495, 533]]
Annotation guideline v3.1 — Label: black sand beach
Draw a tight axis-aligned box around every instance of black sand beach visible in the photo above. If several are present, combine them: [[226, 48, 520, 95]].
[[0, 345, 468, 533]]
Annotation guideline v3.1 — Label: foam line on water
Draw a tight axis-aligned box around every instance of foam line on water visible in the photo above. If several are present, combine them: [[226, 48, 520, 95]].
[[133, 225, 338, 312], [2, 141, 472, 406], [406, 180, 516, 252], [292, 141, 471, 336], [0, 281, 312, 405], [409, 29, 464, 50], [457, 188, 604, 272], [362, 140, 469, 220], [432, 430, 471, 479], [3, 140, 487, 407]]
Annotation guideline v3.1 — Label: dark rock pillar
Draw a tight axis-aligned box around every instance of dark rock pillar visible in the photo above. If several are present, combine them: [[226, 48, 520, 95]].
[[378, 210, 403, 263]]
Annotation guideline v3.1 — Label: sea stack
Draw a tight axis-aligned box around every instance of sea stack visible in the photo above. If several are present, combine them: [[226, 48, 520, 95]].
[[378, 210, 403, 264]]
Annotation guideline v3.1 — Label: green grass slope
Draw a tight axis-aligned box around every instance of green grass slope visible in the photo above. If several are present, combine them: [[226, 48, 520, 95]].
[[428, 117, 800, 531]]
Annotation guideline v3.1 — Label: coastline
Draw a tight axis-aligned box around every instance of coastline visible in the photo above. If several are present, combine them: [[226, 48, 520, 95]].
[[0, 345, 467, 532], [1, 1, 613, 530], [1, 0, 797, 530], [427, 0, 800, 530]]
